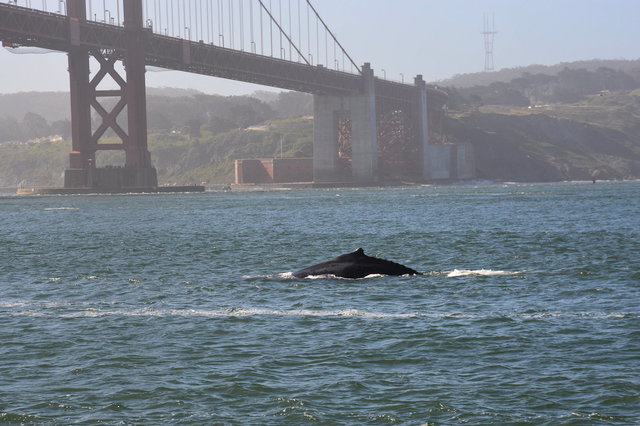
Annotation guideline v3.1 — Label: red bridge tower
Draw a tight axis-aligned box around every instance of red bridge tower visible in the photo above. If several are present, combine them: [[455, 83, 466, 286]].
[[64, 0, 157, 190]]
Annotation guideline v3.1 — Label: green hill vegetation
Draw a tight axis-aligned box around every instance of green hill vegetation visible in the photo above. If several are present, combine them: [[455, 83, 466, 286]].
[[0, 116, 312, 187], [0, 90, 313, 187], [149, 117, 312, 185]]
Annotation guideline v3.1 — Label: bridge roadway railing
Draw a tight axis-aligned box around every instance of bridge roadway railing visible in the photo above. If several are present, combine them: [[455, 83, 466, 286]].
[[144, 34, 362, 95]]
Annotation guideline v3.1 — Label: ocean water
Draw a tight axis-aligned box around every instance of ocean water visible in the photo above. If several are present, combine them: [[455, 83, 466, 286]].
[[0, 181, 638, 424]]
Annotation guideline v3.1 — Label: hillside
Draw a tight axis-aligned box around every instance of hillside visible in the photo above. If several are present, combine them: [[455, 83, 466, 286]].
[[0, 89, 312, 144], [3, 100, 638, 187], [0, 117, 313, 187], [437, 59, 640, 88], [445, 110, 640, 181]]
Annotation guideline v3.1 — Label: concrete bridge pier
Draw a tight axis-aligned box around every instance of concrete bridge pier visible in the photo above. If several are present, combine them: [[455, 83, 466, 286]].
[[415, 74, 431, 181], [313, 63, 378, 183]]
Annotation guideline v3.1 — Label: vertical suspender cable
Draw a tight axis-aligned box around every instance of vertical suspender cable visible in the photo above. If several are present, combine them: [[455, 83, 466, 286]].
[[177, 0, 181, 38], [288, 0, 292, 60], [229, 0, 233, 49], [189, 0, 194, 40], [239, 0, 244, 52], [220, 0, 224, 46], [279, 0, 282, 58], [269, 0, 273, 56], [250, 0, 254, 52], [260, 1, 263, 54], [306, 1, 310, 64], [324, 29, 329, 68], [297, 0, 301, 62], [199, 0, 203, 41], [179, 0, 182, 37]]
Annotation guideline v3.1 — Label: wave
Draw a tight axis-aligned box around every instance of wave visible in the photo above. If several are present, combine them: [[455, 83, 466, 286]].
[[244, 272, 391, 280], [242, 272, 294, 280], [446, 269, 529, 278], [2, 302, 637, 320], [43, 207, 80, 211], [245, 270, 530, 280], [58, 308, 420, 319]]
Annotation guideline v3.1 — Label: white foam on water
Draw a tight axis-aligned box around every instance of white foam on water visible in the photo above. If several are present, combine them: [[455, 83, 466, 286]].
[[43, 207, 80, 211], [301, 273, 388, 280], [226, 308, 419, 318], [0, 301, 30, 308], [250, 270, 537, 280], [51, 307, 421, 319], [446, 269, 529, 278], [241, 272, 294, 280], [4, 300, 636, 321], [244, 272, 417, 280], [42, 309, 639, 320]]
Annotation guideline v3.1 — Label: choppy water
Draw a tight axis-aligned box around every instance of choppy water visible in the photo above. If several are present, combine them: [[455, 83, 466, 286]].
[[1, 181, 639, 424]]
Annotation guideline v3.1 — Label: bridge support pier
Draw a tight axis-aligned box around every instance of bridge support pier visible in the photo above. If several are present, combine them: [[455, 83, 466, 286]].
[[415, 74, 431, 181], [63, 0, 157, 191], [313, 63, 378, 183]]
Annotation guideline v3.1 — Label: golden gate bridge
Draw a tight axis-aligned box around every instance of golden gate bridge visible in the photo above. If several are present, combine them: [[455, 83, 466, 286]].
[[1, 0, 452, 192]]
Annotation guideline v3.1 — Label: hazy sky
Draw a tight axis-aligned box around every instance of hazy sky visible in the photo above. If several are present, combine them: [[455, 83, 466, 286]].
[[0, 0, 639, 95]]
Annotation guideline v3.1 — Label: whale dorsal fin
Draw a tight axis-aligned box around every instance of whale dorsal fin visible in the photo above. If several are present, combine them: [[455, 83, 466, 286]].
[[353, 248, 365, 256]]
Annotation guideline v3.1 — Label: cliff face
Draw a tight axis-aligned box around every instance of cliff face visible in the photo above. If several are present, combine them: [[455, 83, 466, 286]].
[[445, 113, 640, 182]]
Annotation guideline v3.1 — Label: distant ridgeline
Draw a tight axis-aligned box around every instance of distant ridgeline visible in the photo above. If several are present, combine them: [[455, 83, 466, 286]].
[[442, 60, 640, 108], [438, 58, 640, 90], [1, 59, 640, 186]]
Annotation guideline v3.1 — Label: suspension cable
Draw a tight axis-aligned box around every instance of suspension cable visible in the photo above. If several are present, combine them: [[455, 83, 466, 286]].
[[305, 0, 361, 73], [257, 0, 310, 65]]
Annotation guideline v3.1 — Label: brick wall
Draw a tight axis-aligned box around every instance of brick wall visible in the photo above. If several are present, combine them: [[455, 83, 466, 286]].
[[235, 158, 313, 184]]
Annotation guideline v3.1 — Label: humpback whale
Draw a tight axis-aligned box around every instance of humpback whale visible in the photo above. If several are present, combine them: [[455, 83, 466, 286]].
[[293, 248, 419, 279]]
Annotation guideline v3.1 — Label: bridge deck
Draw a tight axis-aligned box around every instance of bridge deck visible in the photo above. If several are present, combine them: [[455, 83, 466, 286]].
[[0, 3, 361, 95], [0, 3, 431, 101]]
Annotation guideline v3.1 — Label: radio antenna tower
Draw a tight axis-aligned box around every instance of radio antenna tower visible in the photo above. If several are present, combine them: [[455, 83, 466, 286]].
[[482, 13, 497, 72]]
